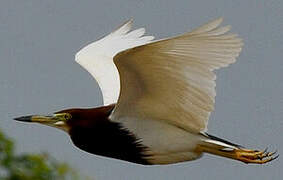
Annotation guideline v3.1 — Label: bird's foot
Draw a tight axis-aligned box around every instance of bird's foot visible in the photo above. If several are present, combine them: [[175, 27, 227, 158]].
[[234, 148, 278, 164]]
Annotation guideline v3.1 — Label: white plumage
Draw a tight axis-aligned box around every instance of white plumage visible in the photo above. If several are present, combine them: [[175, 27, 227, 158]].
[[76, 19, 154, 105]]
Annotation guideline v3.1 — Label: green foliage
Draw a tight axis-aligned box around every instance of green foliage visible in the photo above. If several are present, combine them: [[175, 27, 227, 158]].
[[0, 130, 82, 180]]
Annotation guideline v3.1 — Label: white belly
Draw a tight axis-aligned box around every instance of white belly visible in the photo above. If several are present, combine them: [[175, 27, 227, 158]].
[[111, 116, 203, 164]]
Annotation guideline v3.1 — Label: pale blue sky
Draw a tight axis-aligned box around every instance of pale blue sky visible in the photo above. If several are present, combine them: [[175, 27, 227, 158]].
[[0, 0, 282, 179]]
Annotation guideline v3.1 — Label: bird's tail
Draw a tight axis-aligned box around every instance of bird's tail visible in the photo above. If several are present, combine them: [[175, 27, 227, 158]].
[[196, 133, 278, 164]]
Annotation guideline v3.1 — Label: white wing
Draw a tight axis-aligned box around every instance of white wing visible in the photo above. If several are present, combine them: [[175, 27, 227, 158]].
[[75, 20, 154, 105], [111, 18, 243, 133]]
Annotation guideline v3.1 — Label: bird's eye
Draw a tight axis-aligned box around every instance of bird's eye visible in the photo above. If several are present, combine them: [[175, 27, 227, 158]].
[[64, 114, 71, 120]]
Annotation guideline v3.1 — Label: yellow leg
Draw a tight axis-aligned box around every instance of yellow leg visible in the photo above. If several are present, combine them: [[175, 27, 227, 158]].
[[233, 148, 278, 164], [197, 145, 278, 164]]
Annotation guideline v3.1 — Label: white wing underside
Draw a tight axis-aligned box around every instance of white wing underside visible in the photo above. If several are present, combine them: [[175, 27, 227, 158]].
[[76, 20, 154, 105], [76, 18, 243, 133]]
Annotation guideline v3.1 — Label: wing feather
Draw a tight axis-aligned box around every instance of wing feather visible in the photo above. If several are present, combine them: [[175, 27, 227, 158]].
[[111, 18, 243, 133], [75, 20, 154, 105]]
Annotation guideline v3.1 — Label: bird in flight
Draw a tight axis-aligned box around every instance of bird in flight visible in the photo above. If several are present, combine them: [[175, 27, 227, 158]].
[[15, 18, 278, 165]]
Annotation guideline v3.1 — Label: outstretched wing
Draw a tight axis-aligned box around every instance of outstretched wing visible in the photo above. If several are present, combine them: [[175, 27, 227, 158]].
[[75, 20, 154, 105], [111, 18, 243, 133]]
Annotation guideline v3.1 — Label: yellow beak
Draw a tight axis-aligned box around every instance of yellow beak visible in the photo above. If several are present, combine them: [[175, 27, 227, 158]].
[[14, 113, 70, 132]]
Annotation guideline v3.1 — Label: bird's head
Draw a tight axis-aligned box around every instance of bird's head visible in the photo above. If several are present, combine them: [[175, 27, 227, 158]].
[[13, 105, 115, 132], [14, 111, 73, 132]]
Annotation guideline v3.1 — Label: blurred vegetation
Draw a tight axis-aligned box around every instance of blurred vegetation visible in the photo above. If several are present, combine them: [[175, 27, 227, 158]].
[[0, 129, 85, 180]]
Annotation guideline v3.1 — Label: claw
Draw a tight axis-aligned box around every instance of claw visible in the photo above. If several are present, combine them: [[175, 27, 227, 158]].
[[234, 148, 279, 164], [258, 149, 275, 159], [267, 150, 277, 157], [273, 154, 279, 160]]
